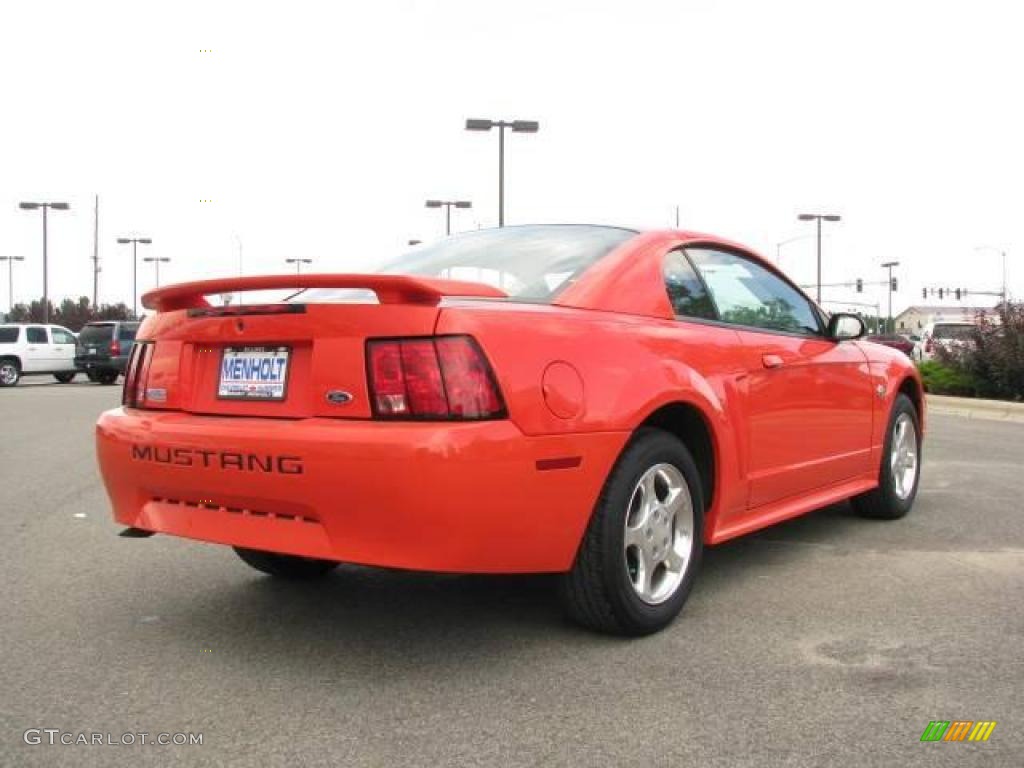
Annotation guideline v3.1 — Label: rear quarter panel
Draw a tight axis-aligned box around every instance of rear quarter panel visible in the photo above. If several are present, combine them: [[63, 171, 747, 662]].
[[436, 302, 751, 536]]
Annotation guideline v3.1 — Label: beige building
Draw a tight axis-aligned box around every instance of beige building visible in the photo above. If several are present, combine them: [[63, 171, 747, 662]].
[[894, 305, 993, 333]]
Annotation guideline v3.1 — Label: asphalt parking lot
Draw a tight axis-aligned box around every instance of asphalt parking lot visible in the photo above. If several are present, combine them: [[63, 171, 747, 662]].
[[1, 380, 1021, 767]]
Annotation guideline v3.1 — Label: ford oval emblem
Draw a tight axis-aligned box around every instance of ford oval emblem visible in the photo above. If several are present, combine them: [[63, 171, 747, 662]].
[[326, 390, 354, 405]]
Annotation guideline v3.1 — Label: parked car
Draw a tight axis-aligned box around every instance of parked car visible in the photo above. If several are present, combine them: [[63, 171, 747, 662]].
[[0, 323, 79, 386], [75, 321, 140, 384], [95, 225, 924, 635], [919, 321, 976, 361], [867, 333, 915, 357]]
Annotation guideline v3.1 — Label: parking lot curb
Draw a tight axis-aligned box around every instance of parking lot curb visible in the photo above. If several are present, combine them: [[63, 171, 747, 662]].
[[927, 394, 1024, 423]]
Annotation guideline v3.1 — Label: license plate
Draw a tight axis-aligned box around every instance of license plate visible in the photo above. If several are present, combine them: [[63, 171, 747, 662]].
[[218, 346, 291, 400], [88, 347, 97, 354]]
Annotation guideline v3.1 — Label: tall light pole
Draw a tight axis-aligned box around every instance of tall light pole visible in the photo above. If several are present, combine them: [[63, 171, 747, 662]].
[[974, 246, 1008, 302], [117, 237, 152, 319], [797, 213, 841, 303], [18, 201, 70, 323], [881, 261, 900, 334], [465, 118, 539, 227], [286, 257, 312, 275], [0, 256, 25, 315], [425, 199, 472, 236], [143, 256, 171, 288], [775, 233, 813, 265]]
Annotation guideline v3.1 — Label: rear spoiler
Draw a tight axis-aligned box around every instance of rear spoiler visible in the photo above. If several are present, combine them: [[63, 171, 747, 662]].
[[141, 274, 507, 313]]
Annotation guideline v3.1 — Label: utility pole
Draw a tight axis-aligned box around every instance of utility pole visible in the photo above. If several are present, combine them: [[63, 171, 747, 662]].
[[881, 261, 900, 334], [0, 256, 25, 315], [92, 195, 100, 308]]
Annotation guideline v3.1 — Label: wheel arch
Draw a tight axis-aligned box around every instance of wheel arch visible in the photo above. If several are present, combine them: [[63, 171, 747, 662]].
[[897, 374, 924, 431], [635, 400, 717, 516]]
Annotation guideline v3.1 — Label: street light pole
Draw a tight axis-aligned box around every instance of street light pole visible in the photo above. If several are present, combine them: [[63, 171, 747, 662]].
[[881, 261, 900, 334], [117, 237, 153, 319], [425, 200, 472, 236], [285, 258, 312, 275], [0, 256, 25, 315], [974, 246, 1008, 302], [465, 118, 539, 227], [797, 213, 841, 303], [143, 256, 171, 288], [775, 234, 813, 265], [18, 201, 70, 323]]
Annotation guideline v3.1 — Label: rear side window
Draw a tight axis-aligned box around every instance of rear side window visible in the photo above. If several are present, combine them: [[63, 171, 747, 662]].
[[687, 248, 822, 335], [119, 326, 138, 341], [79, 324, 115, 344], [0, 327, 19, 343], [51, 328, 76, 345], [663, 251, 717, 320], [26, 327, 48, 344]]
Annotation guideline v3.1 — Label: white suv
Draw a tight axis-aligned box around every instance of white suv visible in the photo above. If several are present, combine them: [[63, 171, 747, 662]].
[[918, 321, 977, 362], [0, 323, 79, 386]]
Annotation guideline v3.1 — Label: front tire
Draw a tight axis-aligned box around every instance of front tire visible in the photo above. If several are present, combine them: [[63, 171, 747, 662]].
[[0, 360, 20, 387], [233, 547, 338, 580], [559, 428, 704, 636], [54, 372, 76, 383], [852, 393, 921, 519]]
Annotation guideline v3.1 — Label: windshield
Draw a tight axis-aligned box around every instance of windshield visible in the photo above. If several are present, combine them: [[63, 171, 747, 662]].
[[297, 225, 637, 303], [933, 324, 975, 339]]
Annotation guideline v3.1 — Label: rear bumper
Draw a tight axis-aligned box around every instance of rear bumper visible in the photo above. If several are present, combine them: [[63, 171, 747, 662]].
[[96, 408, 627, 573], [76, 355, 128, 372]]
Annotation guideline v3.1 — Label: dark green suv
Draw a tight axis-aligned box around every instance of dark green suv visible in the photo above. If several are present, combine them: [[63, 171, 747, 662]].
[[75, 321, 140, 384]]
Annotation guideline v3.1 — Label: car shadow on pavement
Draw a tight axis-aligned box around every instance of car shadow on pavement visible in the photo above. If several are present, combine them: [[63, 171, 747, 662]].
[[130, 502, 867, 671]]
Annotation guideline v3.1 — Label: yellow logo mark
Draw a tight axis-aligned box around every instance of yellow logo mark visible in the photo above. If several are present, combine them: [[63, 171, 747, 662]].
[[968, 722, 997, 742]]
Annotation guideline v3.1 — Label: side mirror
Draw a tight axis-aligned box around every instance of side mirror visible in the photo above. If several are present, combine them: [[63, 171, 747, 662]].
[[827, 313, 866, 341]]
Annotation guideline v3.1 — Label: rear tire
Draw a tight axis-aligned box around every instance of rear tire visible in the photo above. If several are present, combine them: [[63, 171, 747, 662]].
[[85, 371, 99, 382], [97, 371, 119, 385], [852, 393, 921, 520], [233, 547, 338, 580], [559, 428, 704, 636], [0, 359, 20, 387], [54, 372, 76, 383]]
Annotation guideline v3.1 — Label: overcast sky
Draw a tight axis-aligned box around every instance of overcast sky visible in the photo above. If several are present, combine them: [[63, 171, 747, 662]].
[[1, 0, 1020, 317]]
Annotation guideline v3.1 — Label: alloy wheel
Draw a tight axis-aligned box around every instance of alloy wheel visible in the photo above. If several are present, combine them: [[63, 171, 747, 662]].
[[623, 463, 695, 605]]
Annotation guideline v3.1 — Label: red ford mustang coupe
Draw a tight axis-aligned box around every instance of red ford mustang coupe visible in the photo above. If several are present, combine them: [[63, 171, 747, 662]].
[[96, 225, 924, 635]]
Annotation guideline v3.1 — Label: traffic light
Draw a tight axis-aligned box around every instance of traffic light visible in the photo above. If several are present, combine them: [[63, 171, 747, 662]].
[[955, 288, 961, 300], [922, 288, 928, 299], [938, 288, 944, 299], [856, 278, 863, 293], [891, 277, 898, 291]]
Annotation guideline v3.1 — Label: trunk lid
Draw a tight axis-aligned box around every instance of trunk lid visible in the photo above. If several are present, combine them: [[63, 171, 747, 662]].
[[136, 274, 506, 419]]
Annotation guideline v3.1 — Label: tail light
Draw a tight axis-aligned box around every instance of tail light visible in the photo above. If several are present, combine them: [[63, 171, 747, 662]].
[[110, 339, 122, 357], [122, 342, 154, 408], [366, 335, 505, 420]]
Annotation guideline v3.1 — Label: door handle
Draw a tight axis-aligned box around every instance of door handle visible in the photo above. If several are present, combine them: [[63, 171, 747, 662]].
[[762, 354, 784, 369]]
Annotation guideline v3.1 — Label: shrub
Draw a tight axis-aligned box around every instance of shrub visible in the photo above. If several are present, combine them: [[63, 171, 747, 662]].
[[917, 360, 976, 396], [936, 302, 1024, 401]]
